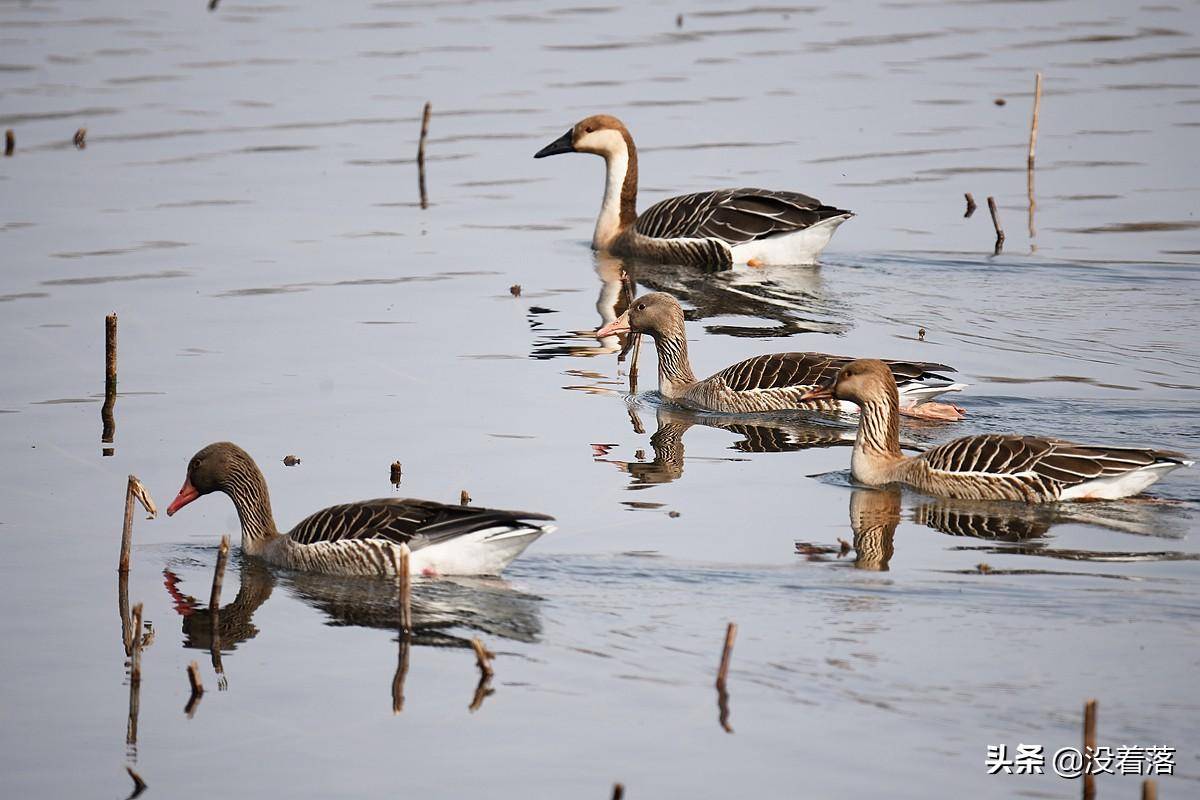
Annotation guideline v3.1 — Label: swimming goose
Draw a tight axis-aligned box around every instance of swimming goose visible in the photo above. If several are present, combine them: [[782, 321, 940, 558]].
[[801, 359, 1193, 502], [534, 114, 852, 267], [166, 442, 554, 577], [594, 292, 967, 420]]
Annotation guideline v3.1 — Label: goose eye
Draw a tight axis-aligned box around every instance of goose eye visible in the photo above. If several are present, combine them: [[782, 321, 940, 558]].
[[584, 126, 594, 133], [636, 303, 645, 311]]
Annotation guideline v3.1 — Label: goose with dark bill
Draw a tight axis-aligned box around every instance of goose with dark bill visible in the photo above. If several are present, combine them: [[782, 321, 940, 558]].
[[801, 359, 1193, 501], [535, 114, 852, 268], [596, 292, 967, 420], [166, 442, 554, 576]]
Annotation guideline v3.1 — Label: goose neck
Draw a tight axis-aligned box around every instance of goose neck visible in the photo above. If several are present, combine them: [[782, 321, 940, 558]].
[[593, 135, 638, 249], [651, 327, 697, 397]]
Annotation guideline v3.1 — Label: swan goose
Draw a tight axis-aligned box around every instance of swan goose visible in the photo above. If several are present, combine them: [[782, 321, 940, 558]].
[[534, 114, 852, 268]]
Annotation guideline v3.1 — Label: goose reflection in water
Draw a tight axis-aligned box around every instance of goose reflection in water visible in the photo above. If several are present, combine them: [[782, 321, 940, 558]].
[[533, 250, 846, 362], [596, 403, 855, 489], [165, 557, 544, 653], [802, 488, 1194, 572]]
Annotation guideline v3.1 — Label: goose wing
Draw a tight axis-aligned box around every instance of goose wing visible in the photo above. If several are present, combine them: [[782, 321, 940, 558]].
[[711, 353, 956, 394], [920, 435, 1188, 486], [288, 499, 553, 549], [634, 188, 851, 245]]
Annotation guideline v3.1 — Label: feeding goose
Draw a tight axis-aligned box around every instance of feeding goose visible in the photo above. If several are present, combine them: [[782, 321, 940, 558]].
[[594, 292, 967, 420], [166, 442, 554, 577], [534, 114, 852, 268], [801, 359, 1193, 502]]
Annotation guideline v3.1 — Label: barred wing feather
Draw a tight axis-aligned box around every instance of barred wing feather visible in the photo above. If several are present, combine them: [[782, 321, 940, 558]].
[[288, 499, 553, 548], [634, 189, 851, 245]]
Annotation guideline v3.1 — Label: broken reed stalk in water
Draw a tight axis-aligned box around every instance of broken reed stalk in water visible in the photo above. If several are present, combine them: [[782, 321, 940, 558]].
[[119, 475, 156, 573], [987, 196, 1005, 254], [391, 544, 414, 713], [125, 766, 147, 798], [1027, 73, 1042, 241], [1083, 698, 1097, 800], [417, 101, 432, 209], [716, 622, 737, 733], [209, 536, 230, 683], [628, 333, 641, 394], [102, 313, 117, 454], [612, 783, 625, 800], [964, 192, 977, 218], [398, 543, 413, 635], [1027, 72, 1042, 170], [4, 129, 13, 157], [185, 661, 204, 717]]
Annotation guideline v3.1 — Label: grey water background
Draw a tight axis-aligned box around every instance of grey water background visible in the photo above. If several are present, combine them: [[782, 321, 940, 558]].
[[2, 0, 1199, 797]]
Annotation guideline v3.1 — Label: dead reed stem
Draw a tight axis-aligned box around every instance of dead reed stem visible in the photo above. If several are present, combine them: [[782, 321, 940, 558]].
[[628, 333, 641, 394], [4, 129, 13, 157], [612, 783, 625, 800], [964, 192, 977, 218], [1028, 72, 1042, 170], [125, 766, 147, 798], [185, 661, 204, 717], [716, 622, 737, 733], [1083, 698, 1097, 800], [119, 475, 156, 573], [987, 196, 1005, 254], [398, 543, 413, 635], [209, 536, 230, 683], [417, 101, 432, 209], [102, 313, 118, 451]]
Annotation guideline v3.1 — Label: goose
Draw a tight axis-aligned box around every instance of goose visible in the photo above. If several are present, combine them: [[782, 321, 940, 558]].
[[594, 292, 968, 420], [800, 359, 1193, 502], [534, 114, 852, 268], [165, 442, 554, 577]]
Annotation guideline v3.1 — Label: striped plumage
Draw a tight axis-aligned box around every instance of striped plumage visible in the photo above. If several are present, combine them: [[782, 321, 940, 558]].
[[534, 114, 852, 267], [801, 359, 1193, 502], [166, 442, 554, 577], [595, 292, 967, 419]]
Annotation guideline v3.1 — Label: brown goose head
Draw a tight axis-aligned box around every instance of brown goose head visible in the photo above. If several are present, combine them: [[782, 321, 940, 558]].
[[167, 441, 258, 516], [534, 114, 633, 160], [801, 359, 898, 405], [595, 292, 684, 340]]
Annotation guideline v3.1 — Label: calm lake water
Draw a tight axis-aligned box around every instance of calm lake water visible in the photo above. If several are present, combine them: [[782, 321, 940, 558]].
[[2, 0, 1199, 797]]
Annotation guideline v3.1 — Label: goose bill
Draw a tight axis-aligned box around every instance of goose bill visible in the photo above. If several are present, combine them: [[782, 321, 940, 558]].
[[166, 479, 200, 516], [534, 129, 575, 158], [800, 381, 834, 402], [595, 311, 631, 338]]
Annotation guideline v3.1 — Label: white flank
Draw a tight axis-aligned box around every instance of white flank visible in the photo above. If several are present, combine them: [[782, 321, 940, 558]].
[[729, 214, 852, 266], [898, 382, 969, 406], [408, 523, 556, 576], [1059, 462, 1187, 501]]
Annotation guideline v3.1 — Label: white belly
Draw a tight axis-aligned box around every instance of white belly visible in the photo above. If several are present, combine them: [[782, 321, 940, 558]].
[[729, 214, 852, 266]]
